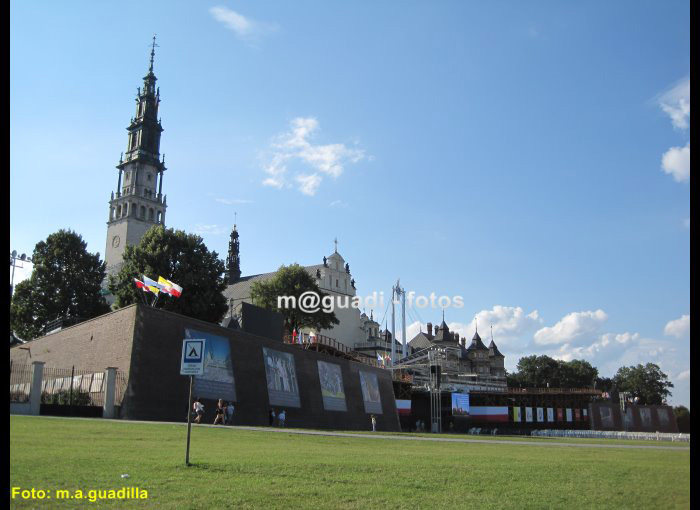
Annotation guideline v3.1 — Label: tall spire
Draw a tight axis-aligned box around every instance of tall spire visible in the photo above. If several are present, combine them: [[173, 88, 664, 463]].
[[226, 223, 241, 284], [149, 34, 158, 73]]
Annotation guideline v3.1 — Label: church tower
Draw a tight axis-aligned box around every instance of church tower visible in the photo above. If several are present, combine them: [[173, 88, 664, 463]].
[[226, 225, 241, 284], [105, 37, 167, 274]]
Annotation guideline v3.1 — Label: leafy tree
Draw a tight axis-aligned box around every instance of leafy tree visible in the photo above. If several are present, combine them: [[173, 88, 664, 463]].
[[612, 363, 673, 405], [509, 355, 598, 388], [10, 230, 110, 340], [108, 226, 228, 324], [673, 405, 690, 433], [250, 263, 339, 334], [594, 376, 615, 393]]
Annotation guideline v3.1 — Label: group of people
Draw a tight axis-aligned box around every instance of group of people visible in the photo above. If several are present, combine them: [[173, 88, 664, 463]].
[[192, 397, 235, 425], [269, 408, 287, 427]]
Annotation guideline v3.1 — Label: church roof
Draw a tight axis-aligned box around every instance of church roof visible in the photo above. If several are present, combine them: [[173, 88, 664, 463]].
[[223, 264, 326, 304], [466, 331, 489, 350], [488, 340, 504, 358]]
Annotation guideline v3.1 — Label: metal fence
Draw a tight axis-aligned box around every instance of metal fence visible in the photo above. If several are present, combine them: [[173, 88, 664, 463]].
[[40, 366, 106, 407], [9, 362, 33, 403], [114, 370, 128, 406], [530, 429, 690, 442]]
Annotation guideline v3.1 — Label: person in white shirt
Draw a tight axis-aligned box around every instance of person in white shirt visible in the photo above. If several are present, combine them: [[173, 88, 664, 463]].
[[193, 398, 204, 424], [279, 410, 286, 427]]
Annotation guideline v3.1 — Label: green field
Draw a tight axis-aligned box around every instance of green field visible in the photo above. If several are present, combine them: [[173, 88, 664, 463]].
[[10, 416, 689, 509]]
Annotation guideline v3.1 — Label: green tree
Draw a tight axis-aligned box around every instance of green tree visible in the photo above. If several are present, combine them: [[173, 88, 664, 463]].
[[250, 263, 339, 334], [613, 363, 674, 405], [509, 356, 598, 388], [108, 226, 228, 324], [673, 405, 690, 433], [10, 230, 110, 340]]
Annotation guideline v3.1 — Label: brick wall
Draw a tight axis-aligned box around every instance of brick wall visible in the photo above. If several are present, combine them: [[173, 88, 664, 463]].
[[9, 305, 138, 373]]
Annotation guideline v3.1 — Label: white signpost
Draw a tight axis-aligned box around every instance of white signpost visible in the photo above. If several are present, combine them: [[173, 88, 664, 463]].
[[182, 339, 205, 466]]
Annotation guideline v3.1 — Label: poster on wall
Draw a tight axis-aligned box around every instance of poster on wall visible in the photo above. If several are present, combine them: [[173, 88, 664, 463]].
[[359, 371, 382, 414], [574, 409, 581, 421], [317, 360, 346, 412], [583, 409, 588, 420], [513, 407, 521, 422], [547, 408, 554, 422], [451, 393, 470, 416], [600, 406, 614, 427], [263, 347, 301, 408], [566, 408, 573, 422], [557, 408, 564, 421], [624, 408, 635, 429], [525, 407, 533, 422], [639, 407, 652, 427], [186, 328, 236, 401], [657, 408, 670, 426], [536, 407, 544, 422]]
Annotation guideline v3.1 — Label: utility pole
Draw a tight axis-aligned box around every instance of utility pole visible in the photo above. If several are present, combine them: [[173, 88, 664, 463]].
[[391, 282, 396, 367], [401, 284, 407, 359]]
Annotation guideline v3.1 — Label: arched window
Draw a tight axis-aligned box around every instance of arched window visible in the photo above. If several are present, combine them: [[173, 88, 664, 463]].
[[157, 211, 162, 223], [140, 205, 146, 218], [149, 208, 154, 220]]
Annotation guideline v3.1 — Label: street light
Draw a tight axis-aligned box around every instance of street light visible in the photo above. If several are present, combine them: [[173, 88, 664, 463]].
[[10, 250, 32, 301]]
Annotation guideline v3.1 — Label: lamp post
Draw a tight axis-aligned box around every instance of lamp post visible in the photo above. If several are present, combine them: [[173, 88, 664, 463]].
[[10, 250, 32, 301]]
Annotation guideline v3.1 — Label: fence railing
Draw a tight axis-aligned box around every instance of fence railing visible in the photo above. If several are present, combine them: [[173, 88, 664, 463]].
[[530, 429, 690, 442], [39, 366, 107, 407], [283, 333, 383, 368], [9, 362, 33, 403], [114, 370, 128, 406]]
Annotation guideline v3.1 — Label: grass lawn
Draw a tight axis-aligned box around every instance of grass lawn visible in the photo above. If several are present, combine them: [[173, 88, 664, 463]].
[[10, 416, 689, 509]]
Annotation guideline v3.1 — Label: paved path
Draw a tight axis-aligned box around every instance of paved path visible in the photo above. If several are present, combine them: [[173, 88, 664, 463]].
[[14, 415, 690, 451]]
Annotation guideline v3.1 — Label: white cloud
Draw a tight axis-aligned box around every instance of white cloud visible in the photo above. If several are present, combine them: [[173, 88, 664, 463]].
[[533, 309, 608, 346], [658, 78, 690, 130], [330, 200, 348, 208], [209, 6, 276, 45], [677, 369, 690, 381], [664, 314, 690, 338], [471, 306, 542, 343], [262, 117, 365, 196], [295, 174, 322, 196], [661, 143, 690, 182]]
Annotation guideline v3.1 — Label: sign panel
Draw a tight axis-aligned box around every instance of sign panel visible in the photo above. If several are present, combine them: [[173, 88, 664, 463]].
[[318, 360, 347, 412], [525, 407, 533, 422], [547, 408, 554, 422], [451, 393, 470, 416], [181, 339, 205, 375], [186, 329, 237, 401], [263, 347, 301, 408], [359, 371, 382, 414], [536, 407, 544, 422]]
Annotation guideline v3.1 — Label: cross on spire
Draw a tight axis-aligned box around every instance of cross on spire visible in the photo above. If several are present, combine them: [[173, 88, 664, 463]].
[[149, 34, 159, 72]]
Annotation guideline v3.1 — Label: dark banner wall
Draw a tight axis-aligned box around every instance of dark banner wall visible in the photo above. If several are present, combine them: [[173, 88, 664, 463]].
[[123, 304, 400, 432]]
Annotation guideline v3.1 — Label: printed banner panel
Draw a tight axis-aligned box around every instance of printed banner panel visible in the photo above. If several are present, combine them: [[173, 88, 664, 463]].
[[600, 406, 614, 428], [186, 328, 236, 401], [359, 371, 382, 414], [317, 360, 346, 412], [451, 393, 470, 416], [470, 406, 509, 422], [557, 408, 564, 421], [536, 407, 544, 422], [547, 408, 554, 422], [525, 407, 533, 422], [263, 347, 301, 408], [396, 399, 411, 415], [566, 408, 573, 422], [513, 407, 521, 422], [640, 407, 652, 427]]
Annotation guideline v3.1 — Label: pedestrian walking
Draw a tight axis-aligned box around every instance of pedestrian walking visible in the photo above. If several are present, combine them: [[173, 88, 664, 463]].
[[213, 399, 226, 425], [193, 398, 204, 424], [269, 409, 276, 426], [371, 414, 376, 432], [279, 409, 286, 427]]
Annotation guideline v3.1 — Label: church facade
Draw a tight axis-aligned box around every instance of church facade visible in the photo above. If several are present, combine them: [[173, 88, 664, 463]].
[[104, 39, 168, 276], [222, 229, 380, 352]]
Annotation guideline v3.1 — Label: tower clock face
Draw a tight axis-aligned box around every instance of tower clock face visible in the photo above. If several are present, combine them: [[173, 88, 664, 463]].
[[112, 235, 121, 248]]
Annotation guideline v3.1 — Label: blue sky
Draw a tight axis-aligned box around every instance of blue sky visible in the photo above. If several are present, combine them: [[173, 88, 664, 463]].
[[10, 1, 690, 405]]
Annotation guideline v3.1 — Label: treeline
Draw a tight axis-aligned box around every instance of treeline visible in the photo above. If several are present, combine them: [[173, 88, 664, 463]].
[[507, 355, 674, 406]]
